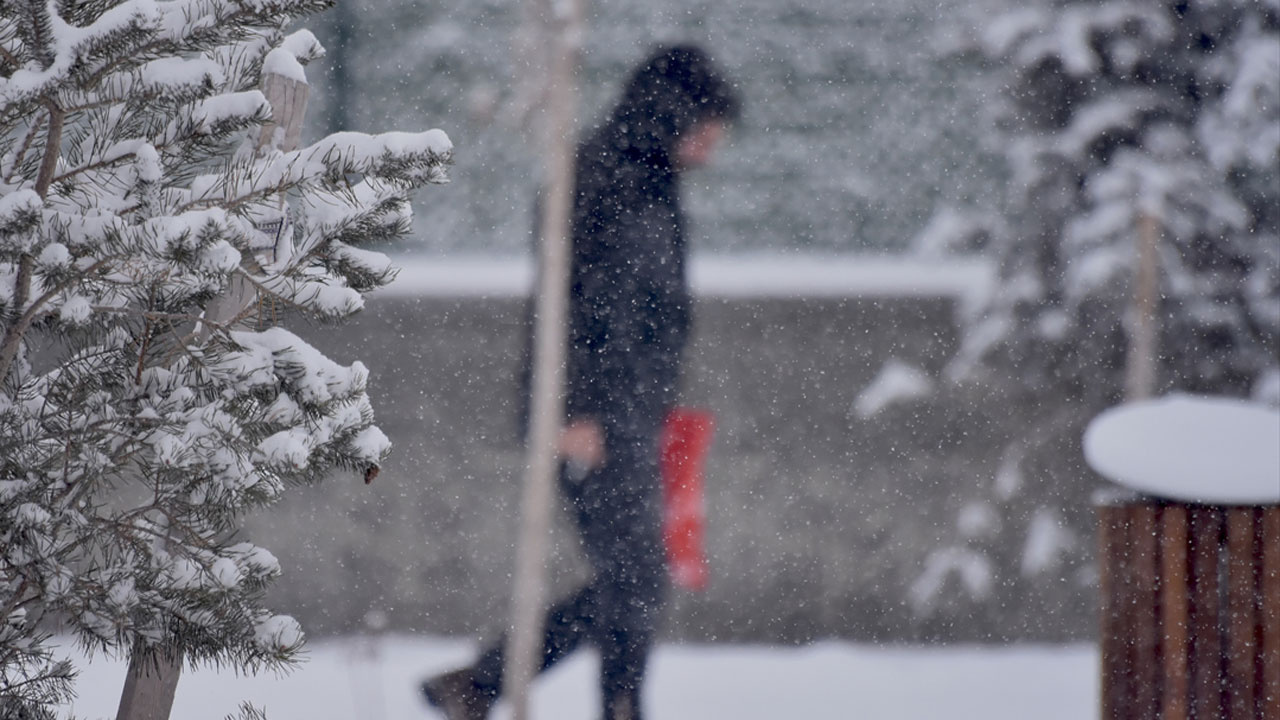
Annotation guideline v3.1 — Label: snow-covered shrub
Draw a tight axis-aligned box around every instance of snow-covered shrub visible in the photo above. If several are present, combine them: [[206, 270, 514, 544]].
[[0, 0, 451, 714]]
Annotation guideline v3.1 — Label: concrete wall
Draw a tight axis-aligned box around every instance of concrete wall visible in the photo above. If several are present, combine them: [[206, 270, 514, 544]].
[[247, 258, 1099, 644]]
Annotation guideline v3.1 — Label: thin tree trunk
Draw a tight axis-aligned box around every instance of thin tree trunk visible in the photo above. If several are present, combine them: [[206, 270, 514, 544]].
[[115, 648, 182, 720], [1125, 212, 1160, 401], [505, 1, 584, 718], [0, 103, 63, 384]]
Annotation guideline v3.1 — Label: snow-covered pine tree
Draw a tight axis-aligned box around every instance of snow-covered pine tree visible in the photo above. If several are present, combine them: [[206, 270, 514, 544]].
[[955, 0, 1279, 401], [0, 0, 451, 715], [910, 0, 1278, 633]]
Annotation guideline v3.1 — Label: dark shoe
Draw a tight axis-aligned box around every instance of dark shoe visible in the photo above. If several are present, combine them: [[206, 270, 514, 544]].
[[420, 667, 495, 720], [604, 693, 638, 720]]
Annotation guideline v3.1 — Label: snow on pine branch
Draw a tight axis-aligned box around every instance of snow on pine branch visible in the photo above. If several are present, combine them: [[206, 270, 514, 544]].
[[981, 3, 1172, 76], [189, 89, 272, 135], [187, 130, 451, 209], [1199, 32, 1280, 171], [0, 188, 41, 239], [151, 0, 333, 53], [0, 0, 160, 108]]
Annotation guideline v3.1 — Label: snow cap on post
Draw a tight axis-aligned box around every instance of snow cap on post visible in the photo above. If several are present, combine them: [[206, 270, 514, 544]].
[[1084, 394, 1280, 505]]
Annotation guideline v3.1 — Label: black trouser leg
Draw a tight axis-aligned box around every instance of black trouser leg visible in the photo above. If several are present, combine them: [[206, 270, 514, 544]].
[[470, 427, 668, 718], [575, 427, 667, 719], [468, 583, 598, 697]]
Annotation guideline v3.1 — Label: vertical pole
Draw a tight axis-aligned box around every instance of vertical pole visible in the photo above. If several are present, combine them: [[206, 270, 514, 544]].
[[1125, 213, 1160, 401], [505, 1, 584, 718]]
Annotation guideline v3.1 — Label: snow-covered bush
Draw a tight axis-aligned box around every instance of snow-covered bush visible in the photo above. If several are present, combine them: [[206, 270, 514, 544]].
[[0, 0, 450, 714]]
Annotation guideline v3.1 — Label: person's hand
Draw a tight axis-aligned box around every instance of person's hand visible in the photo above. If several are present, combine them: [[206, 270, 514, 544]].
[[558, 419, 605, 472]]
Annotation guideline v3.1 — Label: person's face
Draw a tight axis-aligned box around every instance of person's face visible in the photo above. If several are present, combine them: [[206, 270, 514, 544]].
[[674, 119, 726, 170]]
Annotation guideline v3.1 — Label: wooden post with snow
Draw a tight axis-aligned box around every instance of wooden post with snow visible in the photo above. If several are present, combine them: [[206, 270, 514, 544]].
[[503, 0, 584, 718], [115, 65, 309, 720], [1087, 397, 1280, 720]]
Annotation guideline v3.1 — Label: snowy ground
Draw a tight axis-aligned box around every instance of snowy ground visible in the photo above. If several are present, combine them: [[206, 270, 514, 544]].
[[62, 636, 1097, 720]]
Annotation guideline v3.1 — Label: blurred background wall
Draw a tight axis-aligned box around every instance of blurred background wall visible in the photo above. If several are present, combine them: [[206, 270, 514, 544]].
[[247, 259, 1099, 644]]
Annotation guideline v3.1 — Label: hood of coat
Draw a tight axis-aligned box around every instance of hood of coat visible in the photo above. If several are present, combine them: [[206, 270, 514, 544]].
[[597, 45, 739, 171]]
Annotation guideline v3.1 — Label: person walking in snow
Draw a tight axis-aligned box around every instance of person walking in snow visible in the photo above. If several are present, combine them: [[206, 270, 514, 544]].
[[421, 44, 739, 720]]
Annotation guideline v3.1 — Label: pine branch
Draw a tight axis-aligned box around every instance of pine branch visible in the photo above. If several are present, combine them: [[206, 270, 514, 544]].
[[2, 114, 46, 184], [0, 579, 31, 637], [0, 256, 34, 382], [49, 107, 204, 187], [18, 0, 57, 70], [0, 42, 21, 73], [33, 102, 64, 199], [0, 257, 111, 384], [229, 268, 312, 315]]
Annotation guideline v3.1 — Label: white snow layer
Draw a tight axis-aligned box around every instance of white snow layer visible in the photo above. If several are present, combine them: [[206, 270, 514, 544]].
[[854, 359, 935, 419], [0, 0, 161, 104], [262, 47, 307, 83], [1084, 394, 1280, 505], [956, 502, 1001, 540], [1020, 508, 1077, 578], [139, 55, 224, 92], [379, 254, 995, 308], [0, 189, 41, 227], [56, 634, 1097, 720], [909, 547, 994, 615], [1255, 369, 1280, 408], [254, 614, 304, 652]]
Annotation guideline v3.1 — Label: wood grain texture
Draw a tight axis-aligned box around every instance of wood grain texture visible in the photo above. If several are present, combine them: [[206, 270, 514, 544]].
[[1225, 508, 1258, 720], [1188, 507, 1224, 720], [1161, 504, 1190, 720]]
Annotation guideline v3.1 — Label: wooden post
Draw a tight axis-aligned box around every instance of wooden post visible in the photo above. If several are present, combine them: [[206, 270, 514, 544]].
[[115, 68, 308, 720], [257, 72, 309, 156], [504, 1, 584, 718], [1260, 507, 1280, 720], [1160, 505, 1190, 720], [1099, 504, 1133, 720], [1099, 499, 1278, 720], [1131, 504, 1162, 720], [1091, 396, 1277, 720], [1225, 509, 1258, 719], [1188, 507, 1224, 720]]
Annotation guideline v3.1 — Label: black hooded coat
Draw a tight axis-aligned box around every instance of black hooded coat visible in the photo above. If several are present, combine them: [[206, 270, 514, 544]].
[[559, 46, 736, 442]]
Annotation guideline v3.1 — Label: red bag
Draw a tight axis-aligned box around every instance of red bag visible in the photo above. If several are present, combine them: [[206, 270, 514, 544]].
[[660, 408, 715, 591]]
